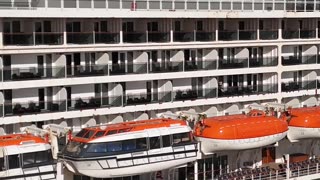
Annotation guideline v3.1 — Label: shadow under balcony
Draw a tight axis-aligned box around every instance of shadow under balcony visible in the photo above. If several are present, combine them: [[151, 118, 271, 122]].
[[218, 59, 248, 69], [218, 84, 278, 97], [3, 66, 65, 81], [249, 57, 278, 68], [259, 30, 278, 40]]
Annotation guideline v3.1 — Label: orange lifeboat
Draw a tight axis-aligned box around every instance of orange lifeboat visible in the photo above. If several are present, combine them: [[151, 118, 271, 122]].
[[60, 118, 198, 178], [194, 110, 288, 154], [287, 107, 320, 142], [0, 133, 55, 179]]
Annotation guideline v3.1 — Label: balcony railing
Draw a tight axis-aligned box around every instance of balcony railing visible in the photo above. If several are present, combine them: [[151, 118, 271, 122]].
[[67, 32, 120, 44], [259, 30, 278, 40], [3, 100, 66, 117], [3, 32, 63, 46], [123, 32, 147, 43], [66, 64, 108, 77], [281, 80, 317, 92], [218, 84, 278, 97], [218, 58, 249, 69], [282, 55, 317, 66], [218, 30, 257, 41], [147, 32, 170, 42], [3, 66, 65, 81], [174, 31, 215, 42], [283, 30, 316, 39], [249, 57, 278, 67]]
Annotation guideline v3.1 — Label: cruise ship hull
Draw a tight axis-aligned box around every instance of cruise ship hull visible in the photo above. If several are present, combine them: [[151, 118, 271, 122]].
[[287, 126, 320, 142], [197, 131, 287, 154]]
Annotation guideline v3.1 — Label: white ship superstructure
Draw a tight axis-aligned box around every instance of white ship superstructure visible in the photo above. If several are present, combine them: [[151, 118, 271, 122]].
[[0, 0, 320, 179]]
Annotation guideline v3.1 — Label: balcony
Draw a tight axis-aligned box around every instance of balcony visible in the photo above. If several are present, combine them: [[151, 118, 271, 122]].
[[218, 59, 249, 69], [282, 55, 317, 66], [281, 80, 317, 92], [148, 61, 184, 73], [174, 31, 215, 42], [123, 32, 146, 43], [259, 30, 278, 40], [3, 32, 63, 46], [249, 57, 278, 68], [218, 30, 257, 41], [3, 66, 65, 81], [66, 65, 108, 77], [172, 88, 217, 101], [147, 32, 170, 42], [3, 100, 66, 117], [283, 30, 316, 39], [218, 84, 278, 97], [67, 32, 120, 44]]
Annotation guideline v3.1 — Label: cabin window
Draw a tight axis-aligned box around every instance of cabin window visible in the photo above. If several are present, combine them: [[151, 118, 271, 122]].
[[75, 129, 88, 137], [136, 138, 147, 150], [107, 142, 122, 152], [123, 140, 136, 151], [149, 137, 161, 149], [87, 143, 107, 153], [172, 133, 191, 145], [23, 152, 36, 166], [93, 131, 105, 138], [162, 135, 171, 147], [22, 150, 53, 167], [0, 158, 4, 171], [8, 155, 20, 169]]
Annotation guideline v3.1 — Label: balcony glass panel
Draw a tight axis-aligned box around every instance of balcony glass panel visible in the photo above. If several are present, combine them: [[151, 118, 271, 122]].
[[67, 32, 94, 44], [149, 1, 160, 9], [0, 0, 12, 8], [14, 0, 29, 7], [218, 31, 238, 41], [48, 0, 61, 7], [218, 84, 277, 97], [259, 30, 278, 40], [79, 0, 91, 8], [108, 0, 120, 8], [124, 92, 157, 105], [3, 66, 65, 81], [210, 2, 220, 10], [196, 32, 215, 41], [281, 80, 317, 92], [162, 1, 172, 9], [199, 2, 208, 10], [300, 30, 316, 39], [218, 59, 248, 69], [35, 32, 63, 45], [3, 33, 33, 46], [147, 32, 170, 42], [282, 30, 299, 39], [66, 65, 108, 77], [31, 0, 45, 7], [64, 0, 76, 8], [4, 99, 66, 116], [94, 0, 106, 8], [282, 55, 317, 66], [123, 32, 146, 43], [249, 57, 278, 67], [127, 62, 148, 74], [239, 30, 257, 40], [173, 32, 194, 42], [95, 32, 120, 44], [136, 0, 147, 9]]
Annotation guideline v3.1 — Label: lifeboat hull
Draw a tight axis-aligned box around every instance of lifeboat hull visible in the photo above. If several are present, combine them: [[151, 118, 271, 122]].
[[287, 126, 320, 142], [63, 144, 197, 178], [196, 131, 287, 154]]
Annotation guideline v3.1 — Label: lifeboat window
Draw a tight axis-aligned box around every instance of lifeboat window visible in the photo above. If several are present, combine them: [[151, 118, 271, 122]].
[[149, 137, 161, 149], [23, 152, 36, 166], [173, 133, 191, 145], [8, 154, 20, 169], [0, 158, 4, 171], [162, 135, 171, 147], [136, 138, 147, 150], [93, 131, 105, 138], [107, 142, 122, 152], [87, 143, 108, 153], [22, 150, 53, 168], [106, 130, 117, 135], [83, 130, 95, 139], [75, 129, 88, 137], [123, 140, 136, 151], [118, 128, 131, 133]]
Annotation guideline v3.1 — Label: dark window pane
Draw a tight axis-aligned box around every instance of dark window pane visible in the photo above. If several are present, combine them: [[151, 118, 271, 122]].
[[8, 155, 20, 169], [123, 140, 136, 151], [87, 143, 107, 153], [75, 129, 88, 137], [93, 131, 105, 138], [0, 158, 4, 171], [136, 138, 147, 150], [162, 135, 171, 147], [150, 137, 161, 149], [107, 142, 122, 152]]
